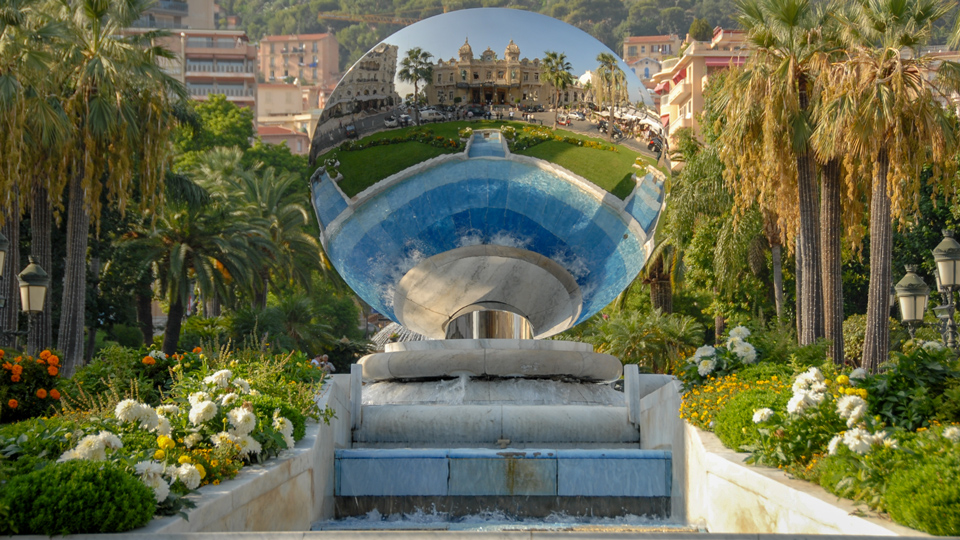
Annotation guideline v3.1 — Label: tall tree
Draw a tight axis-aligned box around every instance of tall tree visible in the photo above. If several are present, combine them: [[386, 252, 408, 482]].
[[541, 51, 574, 129], [717, 0, 826, 345], [397, 47, 433, 126], [594, 52, 626, 142], [814, 0, 960, 371], [50, 0, 185, 375]]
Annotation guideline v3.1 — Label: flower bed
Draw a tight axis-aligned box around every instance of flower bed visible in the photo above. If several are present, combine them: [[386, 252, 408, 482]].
[[677, 329, 960, 536], [0, 346, 331, 535], [338, 127, 462, 152], [509, 125, 619, 153]]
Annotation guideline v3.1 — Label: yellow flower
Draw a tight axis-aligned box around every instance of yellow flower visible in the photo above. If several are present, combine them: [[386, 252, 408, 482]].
[[195, 463, 206, 478], [178, 455, 193, 464], [836, 374, 849, 385], [157, 435, 176, 450], [212, 479, 220, 485], [154, 449, 166, 460]]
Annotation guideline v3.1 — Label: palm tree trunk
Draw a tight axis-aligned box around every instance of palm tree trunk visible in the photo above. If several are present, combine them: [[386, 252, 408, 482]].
[[797, 78, 824, 344], [607, 106, 614, 142], [58, 172, 91, 377], [862, 148, 892, 373], [136, 289, 153, 347], [796, 237, 803, 337], [0, 195, 20, 348], [554, 90, 560, 129], [771, 243, 784, 319], [649, 254, 673, 313], [162, 296, 185, 355], [30, 186, 53, 351], [414, 82, 420, 126], [821, 158, 844, 365]]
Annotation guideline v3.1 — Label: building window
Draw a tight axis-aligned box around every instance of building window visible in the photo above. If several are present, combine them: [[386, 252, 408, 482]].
[[523, 73, 528, 81], [449, 73, 454, 82], [511, 69, 517, 80], [534, 73, 538, 81], [497, 70, 504, 79], [486, 71, 491, 79], [473, 71, 479, 80], [641, 45, 645, 53], [312, 42, 318, 52], [270, 70, 274, 78], [270, 43, 274, 53], [628, 46, 636, 56], [438, 74, 442, 83], [312, 69, 317, 79], [644, 67, 650, 78], [449, 90, 454, 100], [461, 69, 467, 81]]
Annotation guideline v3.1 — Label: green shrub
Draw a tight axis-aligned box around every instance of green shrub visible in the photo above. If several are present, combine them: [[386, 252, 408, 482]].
[[2, 460, 155, 534], [886, 451, 960, 536], [111, 324, 145, 349], [737, 362, 793, 383], [842, 314, 910, 366], [714, 387, 789, 451], [248, 394, 306, 441]]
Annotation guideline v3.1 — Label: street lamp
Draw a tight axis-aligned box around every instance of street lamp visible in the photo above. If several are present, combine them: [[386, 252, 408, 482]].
[[895, 265, 930, 340], [17, 257, 49, 356]]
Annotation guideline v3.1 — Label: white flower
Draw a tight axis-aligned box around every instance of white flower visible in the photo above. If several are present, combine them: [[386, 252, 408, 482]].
[[828, 435, 842, 455], [211, 431, 238, 449], [221, 393, 239, 407], [176, 463, 202, 490], [843, 428, 874, 455], [697, 358, 716, 377], [728, 326, 751, 340], [943, 426, 960, 443], [136, 461, 170, 502], [836, 395, 867, 427], [189, 400, 218, 425], [922, 340, 945, 352], [849, 368, 867, 381], [730, 339, 757, 364], [137, 406, 160, 431], [273, 413, 295, 449], [692, 345, 716, 362], [792, 367, 825, 394], [236, 434, 262, 457], [148, 350, 167, 361], [228, 408, 256, 436], [203, 369, 233, 389], [115, 399, 141, 423], [155, 416, 172, 437], [184, 433, 203, 448], [58, 434, 107, 462], [97, 431, 123, 450], [752, 408, 774, 424], [156, 404, 180, 417], [248, 389, 260, 396], [233, 378, 251, 394], [188, 392, 210, 406], [787, 392, 818, 416]]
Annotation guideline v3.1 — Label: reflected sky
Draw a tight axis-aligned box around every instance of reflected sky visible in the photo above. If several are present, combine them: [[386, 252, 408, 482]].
[[335, 8, 651, 107]]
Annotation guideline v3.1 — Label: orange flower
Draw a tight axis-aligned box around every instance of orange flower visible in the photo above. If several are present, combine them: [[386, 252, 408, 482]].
[[14, 356, 21, 363], [1, 362, 11, 371], [192, 347, 202, 353], [37, 357, 45, 364], [7, 399, 16, 409], [142, 356, 156, 366], [10, 374, 20, 383], [11, 365, 22, 375], [47, 355, 59, 366], [0, 349, 4, 358], [50, 389, 61, 400], [36, 388, 47, 399], [47, 365, 59, 376], [39, 350, 51, 359]]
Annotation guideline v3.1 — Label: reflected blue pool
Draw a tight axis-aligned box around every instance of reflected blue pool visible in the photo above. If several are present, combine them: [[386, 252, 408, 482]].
[[467, 132, 506, 158]]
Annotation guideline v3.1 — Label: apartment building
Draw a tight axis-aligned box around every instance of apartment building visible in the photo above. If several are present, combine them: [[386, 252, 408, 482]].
[[257, 83, 323, 148], [133, 0, 215, 29], [259, 34, 339, 86], [622, 35, 683, 80], [257, 125, 311, 155], [650, 28, 747, 146]]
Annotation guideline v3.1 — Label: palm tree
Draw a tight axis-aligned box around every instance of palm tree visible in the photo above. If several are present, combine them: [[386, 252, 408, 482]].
[[717, 0, 827, 345], [541, 51, 574, 129], [814, 0, 960, 371], [123, 200, 270, 355], [49, 0, 185, 375], [397, 47, 433, 126], [594, 52, 627, 142]]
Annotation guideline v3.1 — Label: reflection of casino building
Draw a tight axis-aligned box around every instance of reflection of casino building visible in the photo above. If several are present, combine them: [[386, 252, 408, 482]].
[[321, 43, 400, 120], [427, 39, 551, 106]]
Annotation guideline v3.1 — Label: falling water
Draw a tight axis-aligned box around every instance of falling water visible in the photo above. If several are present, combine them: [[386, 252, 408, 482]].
[[362, 376, 624, 406]]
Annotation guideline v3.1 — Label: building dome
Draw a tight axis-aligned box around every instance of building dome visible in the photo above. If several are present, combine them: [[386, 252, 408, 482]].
[[504, 39, 520, 60], [459, 38, 473, 61]]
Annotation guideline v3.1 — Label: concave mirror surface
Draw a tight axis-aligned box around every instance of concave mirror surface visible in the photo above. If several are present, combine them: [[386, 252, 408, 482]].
[[314, 7, 652, 136]]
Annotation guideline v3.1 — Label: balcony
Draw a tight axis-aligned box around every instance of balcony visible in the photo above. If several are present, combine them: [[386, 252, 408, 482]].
[[186, 63, 254, 75], [150, 0, 188, 14], [188, 85, 255, 98], [668, 114, 694, 135], [131, 17, 185, 29], [666, 80, 690, 106]]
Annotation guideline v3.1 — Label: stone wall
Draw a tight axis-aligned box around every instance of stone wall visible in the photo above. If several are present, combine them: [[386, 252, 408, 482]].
[[136, 374, 352, 533], [637, 378, 924, 536]]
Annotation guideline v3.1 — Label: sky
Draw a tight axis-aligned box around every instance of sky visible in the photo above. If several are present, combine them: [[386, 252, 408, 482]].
[[342, 8, 651, 105]]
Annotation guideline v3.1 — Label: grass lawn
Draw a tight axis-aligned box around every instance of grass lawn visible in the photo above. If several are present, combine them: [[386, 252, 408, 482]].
[[319, 120, 657, 200]]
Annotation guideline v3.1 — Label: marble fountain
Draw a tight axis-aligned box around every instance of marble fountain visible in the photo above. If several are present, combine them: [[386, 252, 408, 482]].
[[307, 8, 670, 523]]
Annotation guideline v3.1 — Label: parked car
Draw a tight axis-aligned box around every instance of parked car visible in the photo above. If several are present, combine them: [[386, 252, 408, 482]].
[[531, 104, 545, 112], [383, 116, 398, 128], [571, 111, 586, 121], [420, 110, 448, 122], [399, 114, 413, 126], [344, 124, 358, 138], [557, 115, 572, 126]]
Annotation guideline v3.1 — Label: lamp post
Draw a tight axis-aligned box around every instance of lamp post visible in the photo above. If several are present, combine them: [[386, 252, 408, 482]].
[[895, 265, 930, 341], [931, 230, 960, 349], [0, 231, 7, 309], [17, 257, 49, 356]]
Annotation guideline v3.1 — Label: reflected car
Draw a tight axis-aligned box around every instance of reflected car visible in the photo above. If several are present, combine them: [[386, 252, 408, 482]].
[[384, 116, 399, 128], [571, 111, 586, 121], [344, 124, 358, 138], [399, 114, 413, 126]]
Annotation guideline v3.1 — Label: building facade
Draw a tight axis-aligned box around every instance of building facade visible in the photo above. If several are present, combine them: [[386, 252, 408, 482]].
[[426, 39, 549, 106], [623, 34, 683, 64], [257, 125, 311, 155], [259, 33, 339, 86], [133, 0, 215, 29], [650, 28, 747, 146], [321, 43, 400, 121]]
